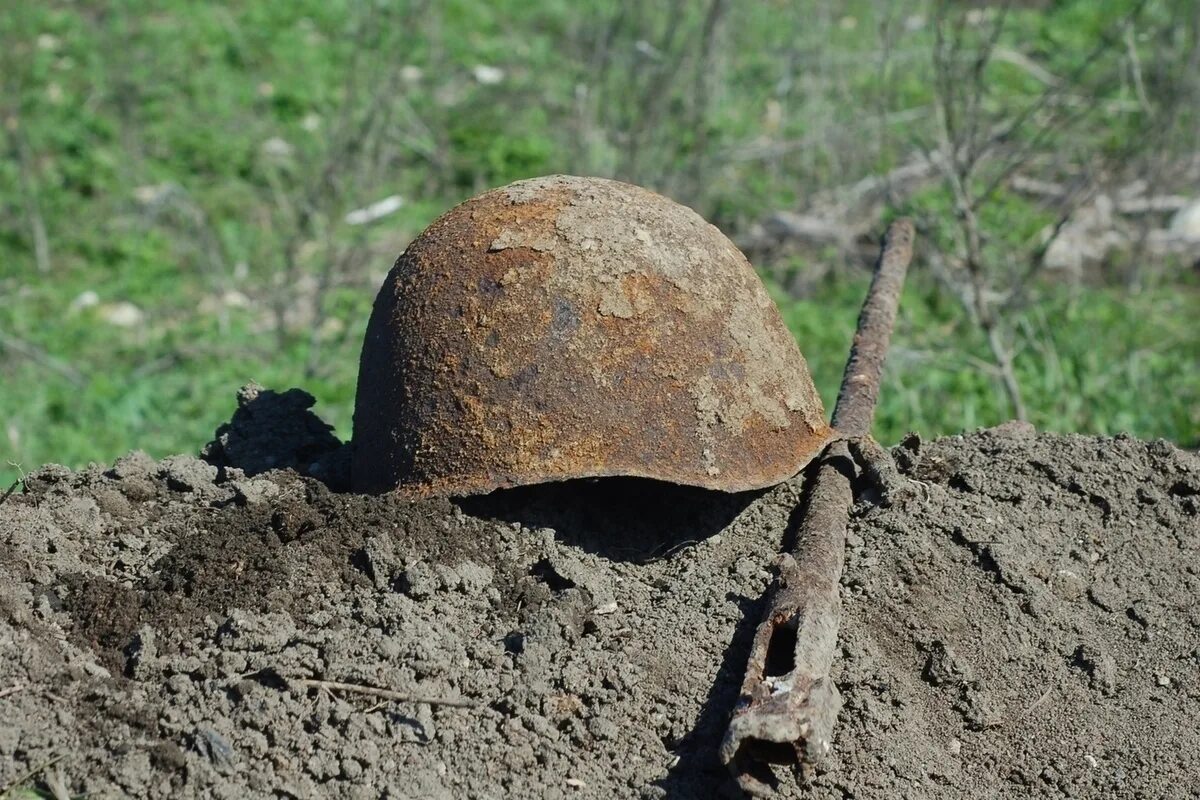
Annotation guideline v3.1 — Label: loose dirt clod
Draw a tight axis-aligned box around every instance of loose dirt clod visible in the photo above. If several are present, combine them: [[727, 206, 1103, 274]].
[[352, 175, 833, 498]]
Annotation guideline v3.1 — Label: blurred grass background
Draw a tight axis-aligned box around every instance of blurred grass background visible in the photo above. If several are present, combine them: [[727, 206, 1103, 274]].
[[1, 0, 1197, 486]]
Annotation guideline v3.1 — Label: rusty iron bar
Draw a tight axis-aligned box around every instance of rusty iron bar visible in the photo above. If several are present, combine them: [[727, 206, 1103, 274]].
[[831, 219, 915, 438], [720, 219, 915, 796]]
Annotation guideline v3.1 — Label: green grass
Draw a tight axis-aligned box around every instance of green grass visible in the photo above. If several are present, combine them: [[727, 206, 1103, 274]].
[[1, 0, 1197, 487], [778, 278, 1200, 445]]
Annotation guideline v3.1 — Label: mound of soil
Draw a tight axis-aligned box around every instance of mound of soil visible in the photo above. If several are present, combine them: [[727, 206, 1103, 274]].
[[1, 387, 1197, 799]]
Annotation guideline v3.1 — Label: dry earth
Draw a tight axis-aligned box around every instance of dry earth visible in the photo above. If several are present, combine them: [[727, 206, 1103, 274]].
[[1, 385, 1198, 799]]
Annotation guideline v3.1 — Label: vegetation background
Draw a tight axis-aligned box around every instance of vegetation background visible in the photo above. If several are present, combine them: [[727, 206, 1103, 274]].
[[1, 0, 1197, 486]]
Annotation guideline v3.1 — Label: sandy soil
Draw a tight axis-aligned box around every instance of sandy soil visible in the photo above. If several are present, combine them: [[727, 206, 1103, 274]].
[[1, 385, 1197, 799]]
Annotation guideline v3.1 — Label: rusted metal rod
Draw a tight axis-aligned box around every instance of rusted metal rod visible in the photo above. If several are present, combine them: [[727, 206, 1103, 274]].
[[830, 219, 914, 438], [721, 219, 915, 796]]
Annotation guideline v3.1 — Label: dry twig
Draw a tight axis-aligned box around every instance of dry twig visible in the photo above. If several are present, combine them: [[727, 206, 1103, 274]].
[[0, 754, 64, 799], [290, 677, 475, 709], [0, 329, 86, 387], [721, 220, 914, 796], [44, 766, 70, 800], [4, 119, 52, 275]]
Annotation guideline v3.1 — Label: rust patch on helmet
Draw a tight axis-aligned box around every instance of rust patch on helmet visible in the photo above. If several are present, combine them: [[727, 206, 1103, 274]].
[[352, 175, 834, 498]]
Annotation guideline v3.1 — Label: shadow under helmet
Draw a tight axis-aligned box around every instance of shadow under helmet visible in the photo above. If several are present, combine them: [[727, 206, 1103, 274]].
[[352, 175, 833, 498]]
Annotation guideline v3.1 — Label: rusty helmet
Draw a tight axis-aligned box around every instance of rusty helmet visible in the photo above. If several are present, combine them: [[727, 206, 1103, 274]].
[[351, 175, 833, 497]]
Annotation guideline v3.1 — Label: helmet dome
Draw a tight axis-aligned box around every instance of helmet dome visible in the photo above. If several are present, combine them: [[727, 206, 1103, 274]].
[[352, 175, 832, 497]]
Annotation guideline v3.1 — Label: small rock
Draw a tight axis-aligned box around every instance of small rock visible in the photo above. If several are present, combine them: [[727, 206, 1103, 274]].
[[987, 420, 1036, 439], [1050, 569, 1086, 601], [922, 641, 973, 686], [23, 463, 74, 494], [732, 558, 759, 579], [99, 301, 145, 328], [132, 184, 175, 206], [113, 750, 154, 792], [344, 195, 404, 226], [434, 563, 463, 591], [357, 740, 381, 766], [0, 721, 19, 756], [116, 476, 157, 502], [1087, 579, 1127, 613], [456, 561, 494, 594], [69, 290, 100, 313], [472, 65, 505, 85], [397, 561, 439, 600], [159, 455, 219, 492], [126, 625, 158, 680], [231, 477, 281, 506], [341, 757, 364, 780], [269, 501, 322, 542], [589, 716, 619, 741], [1072, 645, 1117, 695], [91, 486, 132, 518], [260, 137, 294, 159], [110, 450, 157, 480], [51, 496, 103, 536], [193, 727, 236, 772], [1169, 198, 1200, 240], [216, 609, 296, 652]]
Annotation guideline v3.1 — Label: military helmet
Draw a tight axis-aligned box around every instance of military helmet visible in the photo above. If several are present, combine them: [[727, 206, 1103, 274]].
[[352, 175, 833, 497]]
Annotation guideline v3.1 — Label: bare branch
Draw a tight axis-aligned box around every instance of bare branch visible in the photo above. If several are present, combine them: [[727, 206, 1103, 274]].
[[0, 329, 86, 386], [4, 118, 51, 274], [289, 677, 475, 709]]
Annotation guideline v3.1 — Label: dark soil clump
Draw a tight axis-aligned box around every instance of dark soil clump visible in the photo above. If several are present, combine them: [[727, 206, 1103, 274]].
[[1, 392, 1197, 799]]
